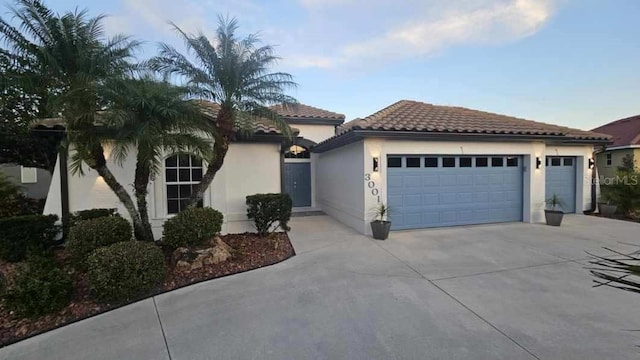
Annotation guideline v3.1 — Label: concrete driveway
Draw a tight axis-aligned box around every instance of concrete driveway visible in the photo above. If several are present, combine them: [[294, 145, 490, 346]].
[[2, 215, 639, 360]]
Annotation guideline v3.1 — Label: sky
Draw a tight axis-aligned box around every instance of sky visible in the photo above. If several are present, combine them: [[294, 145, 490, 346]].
[[4, 0, 639, 130]]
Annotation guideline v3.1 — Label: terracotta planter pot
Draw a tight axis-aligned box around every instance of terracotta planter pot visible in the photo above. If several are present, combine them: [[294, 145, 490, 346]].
[[370, 220, 391, 240], [545, 210, 564, 226]]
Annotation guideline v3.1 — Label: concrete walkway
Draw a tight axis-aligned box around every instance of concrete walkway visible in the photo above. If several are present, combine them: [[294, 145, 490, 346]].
[[2, 215, 639, 360]]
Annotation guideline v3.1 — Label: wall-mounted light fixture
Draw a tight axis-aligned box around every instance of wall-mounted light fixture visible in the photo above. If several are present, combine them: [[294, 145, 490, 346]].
[[536, 157, 542, 169], [588, 158, 595, 169], [373, 157, 379, 172]]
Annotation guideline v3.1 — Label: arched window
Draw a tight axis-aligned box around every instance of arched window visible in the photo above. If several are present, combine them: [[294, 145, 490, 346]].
[[165, 154, 204, 214], [285, 145, 310, 159]]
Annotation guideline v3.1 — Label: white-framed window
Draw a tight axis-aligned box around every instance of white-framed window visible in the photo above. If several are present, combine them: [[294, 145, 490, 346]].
[[20, 166, 37, 184], [605, 153, 612, 167], [164, 154, 204, 214]]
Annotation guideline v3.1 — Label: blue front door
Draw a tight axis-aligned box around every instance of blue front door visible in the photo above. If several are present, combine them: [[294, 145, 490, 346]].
[[284, 163, 312, 207]]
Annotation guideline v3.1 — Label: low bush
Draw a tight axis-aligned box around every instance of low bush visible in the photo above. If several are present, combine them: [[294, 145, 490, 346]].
[[162, 207, 223, 249], [0, 214, 59, 262], [246, 193, 292, 236], [66, 216, 132, 269], [86, 242, 165, 303], [66, 208, 118, 233], [4, 256, 73, 317]]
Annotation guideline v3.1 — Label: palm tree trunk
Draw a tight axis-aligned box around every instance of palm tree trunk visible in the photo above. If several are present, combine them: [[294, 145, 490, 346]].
[[186, 108, 233, 208], [88, 146, 145, 241], [93, 164, 147, 241], [187, 134, 230, 208], [133, 160, 155, 242]]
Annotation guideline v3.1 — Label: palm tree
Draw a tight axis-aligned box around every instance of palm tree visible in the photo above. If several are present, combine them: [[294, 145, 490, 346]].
[[0, 0, 146, 239], [101, 76, 212, 241], [149, 15, 297, 208]]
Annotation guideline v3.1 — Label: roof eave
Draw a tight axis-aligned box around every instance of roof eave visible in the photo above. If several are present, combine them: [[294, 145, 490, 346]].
[[313, 129, 610, 153], [283, 117, 345, 126]]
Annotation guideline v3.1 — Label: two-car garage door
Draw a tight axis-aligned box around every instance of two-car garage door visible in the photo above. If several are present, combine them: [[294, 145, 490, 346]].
[[387, 155, 523, 230]]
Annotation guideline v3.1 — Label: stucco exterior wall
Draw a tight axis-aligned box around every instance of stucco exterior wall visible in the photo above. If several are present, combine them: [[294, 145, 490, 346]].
[[43, 155, 62, 217], [0, 165, 52, 199], [293, 124, 336, 144], [345, 138, 596, 234], [44, 142, 281, 239], [595, 148, 639, 179], [316, 141, 366, 233]]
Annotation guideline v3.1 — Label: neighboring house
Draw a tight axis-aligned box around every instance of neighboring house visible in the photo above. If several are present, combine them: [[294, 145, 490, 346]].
[[40, 102, 344, 237], [314, 100, 610, 234], [591, 114, 640, 179], [40, 99, 611, 238], [0, 164, 52, 199]]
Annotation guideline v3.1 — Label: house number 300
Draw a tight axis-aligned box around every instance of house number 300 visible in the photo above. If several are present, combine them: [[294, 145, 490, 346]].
[[364, 173, 381, 203]]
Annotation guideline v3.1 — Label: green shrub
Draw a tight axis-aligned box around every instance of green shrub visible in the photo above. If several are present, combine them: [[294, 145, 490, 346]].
[[0, 214, 59, 262], [4, 256, 73, 317], [66, 216, 132, 269], [64, 208, 118, 237], [162, 207, 223, 249], [86, 242, 165, 303], [246, 193, 292, 236], [601, 167, 640, 215]]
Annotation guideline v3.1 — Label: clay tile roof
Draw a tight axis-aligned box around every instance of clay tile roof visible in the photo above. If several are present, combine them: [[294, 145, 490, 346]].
[[591, 115, 640, 147], [332, 100, 610, 142], [194, 100, 282, 135], [270, 103, 345, 121], [32, 101, 287, 136]]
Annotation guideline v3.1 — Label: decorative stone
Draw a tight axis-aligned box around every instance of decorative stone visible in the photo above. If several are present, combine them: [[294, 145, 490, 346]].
[[172, 239, 233, 272], [175, 260, 191, 272]]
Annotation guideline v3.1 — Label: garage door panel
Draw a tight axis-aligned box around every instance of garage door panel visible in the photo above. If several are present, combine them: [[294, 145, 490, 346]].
[[475, 175, 490, 185], [422, 175, 439, 186], [388, 155, 523, 230], [440, 193, 457, 204], [457, 192, 473, 203], [403, 176, 421, 188], [457, 175, 473, 185], [404, 195, 421, 207], [545, 157, 576, 213], [440, 174, 456, 185]]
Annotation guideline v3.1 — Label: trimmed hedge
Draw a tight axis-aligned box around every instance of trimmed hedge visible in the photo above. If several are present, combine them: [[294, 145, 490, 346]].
[[246, 193, 292, 236], [0, 214, 59, 262], [4, 256, 73, 317], [66, 216, 132, 269], [162, 207, 223, 249], [65, 208, 118, 237], [87, 241, 166, 303]]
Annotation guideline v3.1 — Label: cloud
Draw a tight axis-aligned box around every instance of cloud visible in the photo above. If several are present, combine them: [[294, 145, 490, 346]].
[[100, 0, 556, 71], [299, 0, 556, 68]]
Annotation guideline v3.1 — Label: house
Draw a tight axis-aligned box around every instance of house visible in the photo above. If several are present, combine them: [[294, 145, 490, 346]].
[[591, 115, 640, 179], [41, 99, 610, 238], [314, 100, 610, 234], [40, 102, 344, 237]]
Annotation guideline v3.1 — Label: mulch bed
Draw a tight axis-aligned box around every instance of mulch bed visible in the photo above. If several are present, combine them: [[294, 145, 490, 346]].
[[587, 212, 640, 223], [0, 232, 294, 347]]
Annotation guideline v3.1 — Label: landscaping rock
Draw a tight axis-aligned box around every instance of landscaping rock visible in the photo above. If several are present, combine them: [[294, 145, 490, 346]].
[[172, 238, 233, 272]]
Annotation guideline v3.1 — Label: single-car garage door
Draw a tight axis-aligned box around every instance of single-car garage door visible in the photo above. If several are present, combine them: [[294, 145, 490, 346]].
[[387, 155, 523, 230], [545, 156, 576, 213]]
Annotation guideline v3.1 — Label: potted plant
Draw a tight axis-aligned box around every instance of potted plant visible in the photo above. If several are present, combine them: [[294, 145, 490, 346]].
[[597, 192, 618, 217], [545, 194, 565, 226], [370, 203, 391, 240]]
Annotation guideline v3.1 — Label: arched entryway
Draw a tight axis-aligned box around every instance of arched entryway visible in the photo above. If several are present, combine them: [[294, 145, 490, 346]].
[[283, 142, 313, 207]]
